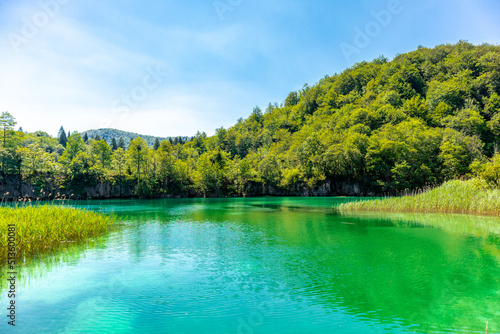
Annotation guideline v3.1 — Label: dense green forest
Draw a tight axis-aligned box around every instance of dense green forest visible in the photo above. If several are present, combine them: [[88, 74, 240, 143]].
[[81, 128, 191, 148], [2, 42, 500, 198]]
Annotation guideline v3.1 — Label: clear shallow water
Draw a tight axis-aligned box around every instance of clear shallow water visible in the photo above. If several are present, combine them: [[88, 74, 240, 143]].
[[1, 197, 500, 333]]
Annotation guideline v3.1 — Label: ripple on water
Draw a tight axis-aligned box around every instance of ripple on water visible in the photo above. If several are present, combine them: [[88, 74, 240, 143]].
[[2, 198, 500, 334]]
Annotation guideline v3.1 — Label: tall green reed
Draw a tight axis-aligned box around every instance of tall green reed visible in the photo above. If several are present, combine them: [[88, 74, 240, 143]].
[[0, 205, 114, 264], [339, 179, 500, 216]]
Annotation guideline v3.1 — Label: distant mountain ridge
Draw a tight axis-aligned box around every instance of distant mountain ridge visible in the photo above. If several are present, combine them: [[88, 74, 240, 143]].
[[82, 128, 191, 147]]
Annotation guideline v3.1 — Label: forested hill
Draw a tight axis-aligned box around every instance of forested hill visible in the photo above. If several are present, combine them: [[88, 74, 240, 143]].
[[3, 41, 500, 198], [191, 41, 500, 194], [81, 128, 191, 147]]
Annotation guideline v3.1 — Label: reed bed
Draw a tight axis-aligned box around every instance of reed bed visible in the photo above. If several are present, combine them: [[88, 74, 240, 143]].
[[0, 205, 114, 263], [339, 179, 500, 216]]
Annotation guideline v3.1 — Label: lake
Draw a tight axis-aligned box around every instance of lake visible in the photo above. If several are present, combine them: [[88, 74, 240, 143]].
[[1, 197, 499, 333]]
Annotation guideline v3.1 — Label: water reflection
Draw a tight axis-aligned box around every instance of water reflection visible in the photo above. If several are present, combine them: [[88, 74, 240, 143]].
[[340, 211, 500, 238], [0, 232, 111, 292], [0, 198, 498, 333]]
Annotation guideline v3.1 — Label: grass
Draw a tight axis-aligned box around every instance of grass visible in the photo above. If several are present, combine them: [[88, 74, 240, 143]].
[[0, 205, 115, 263], [339, 178, 500, 216]]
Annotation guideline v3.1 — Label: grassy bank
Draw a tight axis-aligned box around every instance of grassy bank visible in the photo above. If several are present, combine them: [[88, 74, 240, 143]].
[[339, 179, 500, 216], [0, 205, 114, 263]]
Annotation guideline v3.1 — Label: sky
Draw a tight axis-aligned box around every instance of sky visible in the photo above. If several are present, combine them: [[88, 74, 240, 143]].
[[0, 0, 499, 138]]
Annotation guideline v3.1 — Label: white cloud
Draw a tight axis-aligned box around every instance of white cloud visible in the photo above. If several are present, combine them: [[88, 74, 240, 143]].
[[0, 1, 274, 137]]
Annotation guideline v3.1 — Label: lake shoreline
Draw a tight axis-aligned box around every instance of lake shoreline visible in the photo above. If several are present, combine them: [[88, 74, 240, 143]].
[[0, 206, 114, 264], [0, 179, 372, 202], [339, 178, 500, 216]]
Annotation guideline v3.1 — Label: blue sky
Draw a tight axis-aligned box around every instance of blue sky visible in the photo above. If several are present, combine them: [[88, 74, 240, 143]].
[[0, 0, 499, 137]]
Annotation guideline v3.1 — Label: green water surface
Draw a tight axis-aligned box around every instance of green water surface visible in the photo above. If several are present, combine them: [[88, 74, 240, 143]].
[[1, 197, 499, 333]]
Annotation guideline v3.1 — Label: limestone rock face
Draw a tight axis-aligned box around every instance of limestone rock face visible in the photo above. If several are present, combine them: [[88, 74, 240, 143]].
[[243, 181, 363, 197], [0, 179, 365, 201]]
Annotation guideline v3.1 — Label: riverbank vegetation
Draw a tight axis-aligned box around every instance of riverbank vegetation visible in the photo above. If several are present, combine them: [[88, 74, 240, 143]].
[[1, 41, 500, 197], [0, 206, 114, 263], [339, 178, 500, 215]]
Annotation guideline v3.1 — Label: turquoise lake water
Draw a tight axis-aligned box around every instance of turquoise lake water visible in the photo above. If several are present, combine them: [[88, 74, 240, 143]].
[[1, 197, 499, 333]]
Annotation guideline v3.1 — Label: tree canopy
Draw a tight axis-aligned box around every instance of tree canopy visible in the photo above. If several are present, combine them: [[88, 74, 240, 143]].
[[3, 42, 500, 197]]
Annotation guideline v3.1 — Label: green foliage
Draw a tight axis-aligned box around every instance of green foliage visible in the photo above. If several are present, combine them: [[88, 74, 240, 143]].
[[4, 42, 500, 197], [0, 112, 20, 175], [153, 138, 160, 150], [110, 137, 118, 151], [127, 138, 149, 182], [442, 108, 486, 136], [192, 131, 207, 154], [484, 93, 500, 116], [229, 157, 254, 195], [65, 132, 85, 160], [17, 143, 58, 179], [58, 126, 67, 147], [117, 137, 126, 150], [82, 128, 190, 147], [0, 112, 16, 149], [111, 148, 127, 177], [0, 206, 114, 263], [339, 178, 500, 215], [90, 140, 112, 168], [285, 92, 299, 107], [426, 78, 465, 111], [193, 148, 230, 195], [478, 153, 500, 187], [258, 153, 281, 186]]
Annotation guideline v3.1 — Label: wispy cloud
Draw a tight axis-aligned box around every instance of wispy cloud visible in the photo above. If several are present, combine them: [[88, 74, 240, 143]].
[[1, 0, 498, 137]]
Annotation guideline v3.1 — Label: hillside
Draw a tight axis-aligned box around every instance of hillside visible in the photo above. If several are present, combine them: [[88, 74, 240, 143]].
[[185, 41, 500, 195], [5, 41, 500, 198], [81, 128, 191, 147]]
